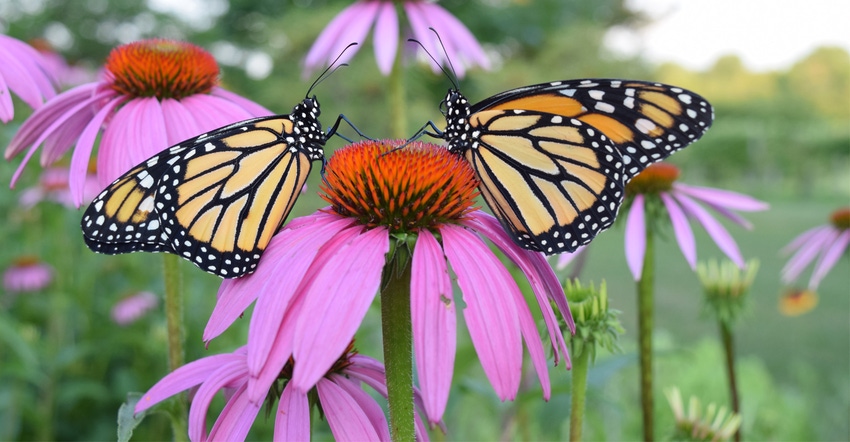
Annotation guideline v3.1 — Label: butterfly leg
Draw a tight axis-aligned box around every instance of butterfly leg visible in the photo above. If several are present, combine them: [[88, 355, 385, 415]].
[[406, 120, 444, 142], [326, 114, 374, 142]]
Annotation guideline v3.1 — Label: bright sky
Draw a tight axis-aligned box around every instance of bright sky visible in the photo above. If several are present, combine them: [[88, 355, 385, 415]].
[[604, 0, 850, 71]]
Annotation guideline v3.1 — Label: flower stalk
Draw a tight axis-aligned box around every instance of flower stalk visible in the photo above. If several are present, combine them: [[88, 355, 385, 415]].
[[381, 235, 416, 441], [388, 47, 407, 139], [569, 349, 589, 441], [162, 253, 188, 437], [637, 225, 655, 441], [719, 321, 740, 442]]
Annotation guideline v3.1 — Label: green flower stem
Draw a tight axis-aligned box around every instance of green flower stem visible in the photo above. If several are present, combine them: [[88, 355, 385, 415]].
[[388, 49, 407, 139], [381, 249, 415, 442], [719, 320, 741, 442], [162, 254, 188, 441], [569, 347, 590, 441], [637, 226, 655, 441]]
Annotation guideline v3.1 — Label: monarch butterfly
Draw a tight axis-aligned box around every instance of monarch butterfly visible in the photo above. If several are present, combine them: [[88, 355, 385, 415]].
[[424, 78, 714, 254], [81, 96, 358, 278]]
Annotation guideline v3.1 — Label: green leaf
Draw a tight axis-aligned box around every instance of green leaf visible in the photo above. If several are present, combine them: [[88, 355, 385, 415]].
[[117, 392, 145, 442]]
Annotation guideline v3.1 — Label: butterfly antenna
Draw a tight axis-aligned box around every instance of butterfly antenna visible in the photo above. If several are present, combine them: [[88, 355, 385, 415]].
[[427, 28, 460, 89], [407, 36, 459, 91], [306, 42, 358, 97]]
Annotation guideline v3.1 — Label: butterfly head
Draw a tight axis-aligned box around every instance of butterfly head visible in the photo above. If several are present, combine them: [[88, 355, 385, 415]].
[[442, 89, 473, 154]]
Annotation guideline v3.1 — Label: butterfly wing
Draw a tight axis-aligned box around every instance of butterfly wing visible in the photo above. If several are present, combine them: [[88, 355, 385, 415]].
[[472, 79, 714, 180], [464, 109, 625, 253], [82, 115, 315, 278]]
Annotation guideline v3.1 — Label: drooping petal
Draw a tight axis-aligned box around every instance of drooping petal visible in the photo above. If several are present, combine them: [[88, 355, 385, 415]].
[[411, 229, 455, 422], [417, 2, 491, 75], [292, 226, 389, 391], [247, 214, 355, 378], [808, 229, 850, 289], [275, 382, 311, 441], [0, 37, 52, 111], [160, 97, 202, 145], [403, 2, 444, 73], [316, 377, 383, 442], [39, 106, 97, 166], [464, 212, 570, 365], [207, 384, 261, 442], [781, 227, 835, 283], [135, 351, 245, 413], [781, 225, 824, 255], [247, 296, 301, 403], [372, 1, 400, 75], [660, 192, 697, 269], [625, 194, 647, 280], [673, 183, 769, 212], [513, 287, 552, 400], [0, 70, 13, 122], [441, 224, 522, 400], [70, 95, 124, 206], [304, 2, 370, 75], [331, 374, 391, 442], [674, 193, 746, 267], [179, 93, 255, 131], [187, 358, 249, 442], [98, 97, 169, 187]]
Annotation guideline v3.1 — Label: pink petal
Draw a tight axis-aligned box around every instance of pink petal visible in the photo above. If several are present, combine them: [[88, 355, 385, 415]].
[[781, 225, 825, 255], [781, 227, 836, 283], [98, 98, 168, 188], [292, 226, 389, 391], [0, 38, 50, 110], [625, 195, 647, 280], [7, 85, 103, 187], [304, 2, 370, 74], [135, 352, 245, 414], [187, 359, 249, 442], [247, 296, 301, 403], [275, 382, 311, 441], [660, 192, 697, 269], [411, 229, 455, 422], [39, 107, 97, 166], [441, 224, 522, 400], [464, 212, 570, 364], [316, 377, 383, 442], [179, 94, 254, 131], [673, 193, 745, 268], [673, 183, 769, 212], [247, 214, 355, 378], [209, 87, 273, 117], [418, 3, 491, 73], [810, 229, 850, 289], [207, 384, 261, 442], [0, 71, 14, 122], [160, 98, 202, 145], [372, 1, 400, 75], [513, 287, 551, 400], [5, 83, 98, 160], [330, 374, 391, 441], [404, 2, 444, 73], [69, 95, 124, 206]]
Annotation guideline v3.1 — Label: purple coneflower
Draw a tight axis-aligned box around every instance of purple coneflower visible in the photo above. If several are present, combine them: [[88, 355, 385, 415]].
[[623, 163, 769, 279], [781, 207, 850, 290], [0, 34, 57, 122], [304, 0, 490, 77], [111, 291, 159, 326], [18, 165, 100, 208], [5, 38, 271, 206], [3, 256, 53, 292], [135, 343, 433, 441], [203, 140, 572, 424]]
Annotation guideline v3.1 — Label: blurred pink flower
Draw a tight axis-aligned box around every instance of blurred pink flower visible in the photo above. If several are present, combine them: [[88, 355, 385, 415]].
[[305, 0, 490, 77], [203, 140, 572, 424], [111, 291, 159, 325], [29, 38, 96, 88], [781, 207, 850, 290], [623, 163, 768, 280], [3, 256, 53, 292], [135, 344, 434, 441], [0, 34, 57, 122], [6, 38, 271, 207], [18, 165, 100, 208]]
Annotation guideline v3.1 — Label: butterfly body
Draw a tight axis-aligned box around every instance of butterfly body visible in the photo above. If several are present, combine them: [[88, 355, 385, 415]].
[[82, 97, 326, 278], [436, 78, 713, 254]]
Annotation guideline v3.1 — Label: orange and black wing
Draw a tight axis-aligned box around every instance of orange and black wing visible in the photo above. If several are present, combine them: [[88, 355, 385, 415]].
[[473, 79, 714, 180], [464, 109, 625, 253], [81, 115, 314, 278]]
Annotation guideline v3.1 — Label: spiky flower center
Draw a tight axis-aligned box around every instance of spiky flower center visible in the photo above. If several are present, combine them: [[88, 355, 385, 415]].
[[320, 140, 479, 231], [626, 162, 680, 195], [105, 39, 219, 99], [830, 207, 850, 230]]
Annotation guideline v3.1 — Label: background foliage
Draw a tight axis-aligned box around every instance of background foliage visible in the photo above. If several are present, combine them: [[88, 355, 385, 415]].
[[1, 0, 848, 440]]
